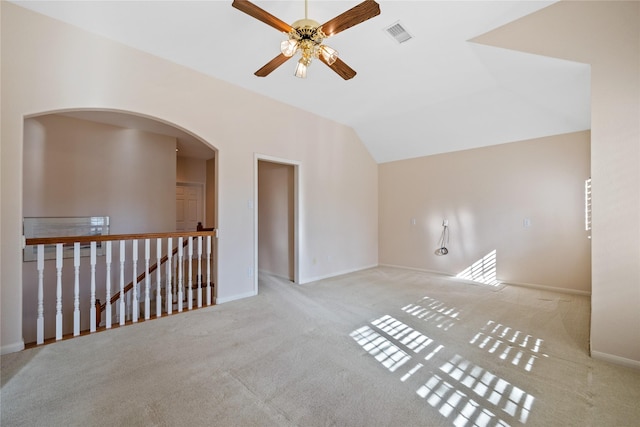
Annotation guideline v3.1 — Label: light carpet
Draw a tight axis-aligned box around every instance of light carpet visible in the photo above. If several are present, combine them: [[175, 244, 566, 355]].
[[2, 267, 639, 426]]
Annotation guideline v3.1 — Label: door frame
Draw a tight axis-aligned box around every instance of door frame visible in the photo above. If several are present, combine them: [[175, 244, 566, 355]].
[[253, 154, 300, 293]]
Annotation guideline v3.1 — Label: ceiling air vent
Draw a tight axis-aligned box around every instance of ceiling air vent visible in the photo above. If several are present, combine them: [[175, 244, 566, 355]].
[[384, 21, 413, 44]]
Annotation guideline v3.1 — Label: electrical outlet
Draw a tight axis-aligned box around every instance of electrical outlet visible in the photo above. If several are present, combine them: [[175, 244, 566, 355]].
[[443, 219, 448, 227]]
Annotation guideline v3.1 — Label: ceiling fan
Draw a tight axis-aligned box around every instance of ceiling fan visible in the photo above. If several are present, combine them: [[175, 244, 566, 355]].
[[232, 0, 381, 80]]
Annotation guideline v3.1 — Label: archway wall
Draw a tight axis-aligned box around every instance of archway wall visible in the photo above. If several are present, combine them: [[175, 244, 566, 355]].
[[1, 3, 379, 352]]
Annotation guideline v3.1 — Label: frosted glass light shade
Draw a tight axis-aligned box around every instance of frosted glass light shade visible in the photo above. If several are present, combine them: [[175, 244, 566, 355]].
[[320, 45, 338, 65], [280, 39, 298, 57], [294, 60, 307, 78]]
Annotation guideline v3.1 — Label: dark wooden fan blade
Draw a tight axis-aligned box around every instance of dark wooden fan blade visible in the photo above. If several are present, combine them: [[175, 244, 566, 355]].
[[232, 0, 294, 33], [320, 0, 381, 37], [255, 53, 292, 77], [319, 56, 357, 80]]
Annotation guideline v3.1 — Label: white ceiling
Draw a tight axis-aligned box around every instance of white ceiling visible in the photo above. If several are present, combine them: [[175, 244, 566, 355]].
[[13, 0, 591, 163]]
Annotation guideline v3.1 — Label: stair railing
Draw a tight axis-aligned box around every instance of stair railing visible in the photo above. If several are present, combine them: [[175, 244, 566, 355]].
[[24, 230, 216, 346]]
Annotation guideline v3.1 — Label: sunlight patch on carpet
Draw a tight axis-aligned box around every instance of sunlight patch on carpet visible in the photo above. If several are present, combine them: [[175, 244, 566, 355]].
[[402, 296, 461, 331], [470, 321, 548, 372], [437, 354, 535, 424], [371, 315, 434, 353], [349, 288, 542, 426], [350, 326, 411, 372]]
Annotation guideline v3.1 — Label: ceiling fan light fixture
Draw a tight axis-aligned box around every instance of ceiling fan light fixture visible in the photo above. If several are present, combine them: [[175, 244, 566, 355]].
[[319, 45, 338, 65], [294, 59, 308, 78], [280, 39, 299, 57], [232, 0, 381, 80]]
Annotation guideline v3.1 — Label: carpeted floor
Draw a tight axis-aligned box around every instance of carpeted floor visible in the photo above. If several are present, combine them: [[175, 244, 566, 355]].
[[2, 267, 639, 426]]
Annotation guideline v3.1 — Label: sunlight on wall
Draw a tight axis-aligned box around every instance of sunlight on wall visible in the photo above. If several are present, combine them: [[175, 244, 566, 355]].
[[456, 250, 501, 286]]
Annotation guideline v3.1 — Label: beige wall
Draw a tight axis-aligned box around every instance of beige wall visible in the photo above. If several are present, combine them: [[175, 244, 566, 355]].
[[177, 156, 207, 185], [24, 115, 177, 233], [258, 161, 294, 280], [380, 132, 591, 293], [206, 158, 216, 228], [1, 2, 378, 353], [473, 1, 639, 366]]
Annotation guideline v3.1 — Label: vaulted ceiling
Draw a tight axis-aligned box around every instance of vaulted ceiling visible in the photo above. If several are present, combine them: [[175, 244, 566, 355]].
[[13, 1, 591, 163]]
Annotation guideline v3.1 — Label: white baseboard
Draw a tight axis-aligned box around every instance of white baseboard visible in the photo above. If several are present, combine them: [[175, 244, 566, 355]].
[[299, 264, 378, 285], [379, 263, 450, 277], [1, 340, 25, 355], [215, 290, 257, 305], [379, 264, 591, 296], [502, 279, 591, 296], [591, 350, 640, 370]]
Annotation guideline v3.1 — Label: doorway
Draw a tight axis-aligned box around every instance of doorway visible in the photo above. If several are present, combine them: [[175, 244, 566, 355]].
[[176, 183, 204, 232], [255, 156, 299, 290]]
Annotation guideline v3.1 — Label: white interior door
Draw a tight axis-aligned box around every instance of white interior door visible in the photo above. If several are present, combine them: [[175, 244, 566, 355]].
[[176, 184, 203, 232]]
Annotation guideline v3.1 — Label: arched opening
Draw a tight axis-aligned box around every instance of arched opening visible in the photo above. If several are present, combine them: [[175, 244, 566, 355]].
[[21, 109, 218, 344]]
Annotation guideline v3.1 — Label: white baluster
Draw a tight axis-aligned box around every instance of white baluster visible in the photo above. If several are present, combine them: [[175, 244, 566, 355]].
[[132, 239, 139, 323], [73, 242, 80, 337], [206, 235, 212, 306], [187, 237, 193, 310], [55, 243, 63, 340], [156, 238, 162, 317], [119, 240, 126, 326], [36, 245, 45, 345], [197, 236, 203, 308], [90, 241, 97, 332], [126, 287, 132, 321], [144, 239, 150, 320], [177, 237, 184, 312], [105, 241, 112, 329], [166, 237, 173, 315], [173, 253, 178, 302]]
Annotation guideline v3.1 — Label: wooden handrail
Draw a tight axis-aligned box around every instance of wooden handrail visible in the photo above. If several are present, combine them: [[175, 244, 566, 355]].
[[25, 230, 215, 246]]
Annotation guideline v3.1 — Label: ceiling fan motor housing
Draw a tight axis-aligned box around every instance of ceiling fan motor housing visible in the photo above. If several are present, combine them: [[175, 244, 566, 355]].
[[290, 19, 325, 44]]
